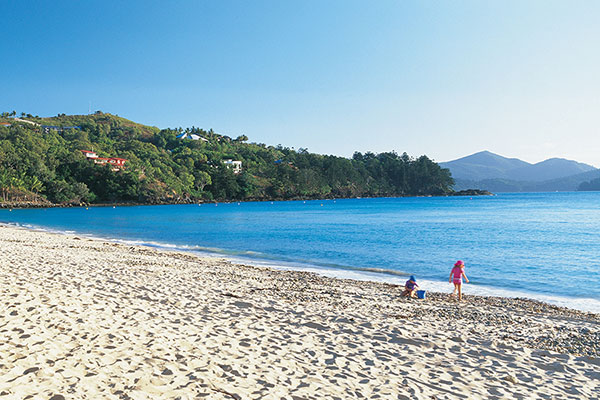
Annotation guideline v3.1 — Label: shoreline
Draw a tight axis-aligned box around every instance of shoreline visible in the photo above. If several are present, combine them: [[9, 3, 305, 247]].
[[14, 221, 600, 319], [0, 189, 494, 209], [0, 224, 599, 398], [3, 219, 600, 315]]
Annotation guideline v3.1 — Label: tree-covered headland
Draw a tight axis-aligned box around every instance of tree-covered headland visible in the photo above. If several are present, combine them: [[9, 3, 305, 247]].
[[0, 112, 455, 205]]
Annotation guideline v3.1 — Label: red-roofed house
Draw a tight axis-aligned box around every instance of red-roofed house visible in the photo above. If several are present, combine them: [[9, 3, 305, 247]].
[[80, 150, 127, 170], [107, 157, 127, 168]]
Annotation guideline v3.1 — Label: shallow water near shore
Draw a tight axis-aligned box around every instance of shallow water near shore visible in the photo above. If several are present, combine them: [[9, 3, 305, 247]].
[[1, 192, 599, 312]]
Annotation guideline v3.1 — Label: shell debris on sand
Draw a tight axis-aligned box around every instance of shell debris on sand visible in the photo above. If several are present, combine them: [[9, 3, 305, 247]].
[[0, 225, 599, 399]]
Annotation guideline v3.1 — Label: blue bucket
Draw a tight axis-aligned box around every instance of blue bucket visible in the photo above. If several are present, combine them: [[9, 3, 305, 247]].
[[416, 290, 426, 299]]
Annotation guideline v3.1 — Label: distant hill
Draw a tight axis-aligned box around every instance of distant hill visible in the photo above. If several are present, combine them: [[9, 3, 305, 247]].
[[443, 151, 599, 192], [439, 151, 529, 181], [503, 158, 597, 182], [579, 176, 600, 191], [440, 151, 596, 182]]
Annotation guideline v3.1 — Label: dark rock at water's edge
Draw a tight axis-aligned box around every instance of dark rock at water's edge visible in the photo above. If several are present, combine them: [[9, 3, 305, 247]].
[[1, 191, 495, 209], [450, 189, 493, 196], [0, 200, 54, 208]]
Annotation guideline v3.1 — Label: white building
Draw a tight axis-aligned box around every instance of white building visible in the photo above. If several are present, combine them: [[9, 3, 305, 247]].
[[222, 159, 242, 174], [81, 150, 98, 159], [176, 132, 208, 141]]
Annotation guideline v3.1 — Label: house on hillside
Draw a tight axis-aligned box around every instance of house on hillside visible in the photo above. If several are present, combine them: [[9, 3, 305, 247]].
[[176, 132, 208, 141], [0, 122, 11, 127], [80, 150, 127, 171], [10, 118, 40, 126], [94, 157, 127, 171], [81, 150, 98, 159], [42, 125, 81, 134], [222, 159, 242, 174], [105, 157, 127, 168]]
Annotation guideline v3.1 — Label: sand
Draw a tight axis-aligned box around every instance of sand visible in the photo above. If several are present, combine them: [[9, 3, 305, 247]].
[[0, 225, 599, 399]]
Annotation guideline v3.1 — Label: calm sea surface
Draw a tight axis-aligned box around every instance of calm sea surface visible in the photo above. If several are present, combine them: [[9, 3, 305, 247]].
[[1, 192, 599, 312]]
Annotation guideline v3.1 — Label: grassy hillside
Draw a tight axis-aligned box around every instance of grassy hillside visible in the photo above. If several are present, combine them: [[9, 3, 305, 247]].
[[36, 112, 160, 138], [0, 112, 454, 205]]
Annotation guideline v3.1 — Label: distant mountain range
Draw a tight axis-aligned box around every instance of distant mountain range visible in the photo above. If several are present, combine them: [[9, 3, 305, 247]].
[[440, 151, 600, 192]]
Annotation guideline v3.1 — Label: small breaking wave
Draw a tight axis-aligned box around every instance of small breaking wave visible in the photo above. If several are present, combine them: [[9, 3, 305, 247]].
[[2, 220, 599, 314]]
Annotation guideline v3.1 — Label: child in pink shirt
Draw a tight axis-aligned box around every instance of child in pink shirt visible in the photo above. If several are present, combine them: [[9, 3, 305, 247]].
[[449, 260, 469, 301]]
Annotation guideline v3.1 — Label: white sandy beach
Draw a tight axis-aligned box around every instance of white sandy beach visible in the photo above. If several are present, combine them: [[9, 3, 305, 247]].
[[0, 225, 599, 399]]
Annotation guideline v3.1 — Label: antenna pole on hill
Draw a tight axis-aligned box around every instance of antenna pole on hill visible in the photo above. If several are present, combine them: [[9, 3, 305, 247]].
[[88, 101, 91, 114]]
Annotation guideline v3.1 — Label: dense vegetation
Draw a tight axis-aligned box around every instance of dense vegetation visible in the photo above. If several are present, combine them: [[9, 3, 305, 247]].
[[0, 112, 454, 205]]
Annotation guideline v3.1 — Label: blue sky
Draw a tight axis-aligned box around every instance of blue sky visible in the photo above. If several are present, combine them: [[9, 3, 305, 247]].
[[1, 1, 598, 166]]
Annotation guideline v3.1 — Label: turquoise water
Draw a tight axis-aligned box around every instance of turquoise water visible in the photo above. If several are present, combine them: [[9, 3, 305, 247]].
[[1, 192, 599, 312]]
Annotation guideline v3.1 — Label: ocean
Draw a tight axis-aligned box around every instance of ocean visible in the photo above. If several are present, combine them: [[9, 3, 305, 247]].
[[1, 192, 599, 313]]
